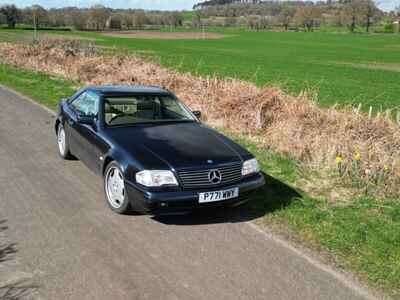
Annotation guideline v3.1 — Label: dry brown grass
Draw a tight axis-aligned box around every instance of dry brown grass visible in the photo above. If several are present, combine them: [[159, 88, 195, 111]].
[[0, 40, 399, 196]]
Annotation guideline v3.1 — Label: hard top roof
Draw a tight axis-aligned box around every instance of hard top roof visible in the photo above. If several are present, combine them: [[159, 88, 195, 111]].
[[87, 85, 171, 95]]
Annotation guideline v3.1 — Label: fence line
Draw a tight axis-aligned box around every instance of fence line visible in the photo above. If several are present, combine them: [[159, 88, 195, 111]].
[[350, 103, 400, 126]]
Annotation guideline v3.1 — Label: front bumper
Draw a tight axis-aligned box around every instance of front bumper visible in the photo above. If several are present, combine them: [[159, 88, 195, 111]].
[[125, 173, 265, 215]]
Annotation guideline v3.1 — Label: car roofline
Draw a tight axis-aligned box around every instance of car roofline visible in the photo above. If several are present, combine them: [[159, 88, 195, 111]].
[[99, 91, 174, 97], [84, 85, 173, 97]]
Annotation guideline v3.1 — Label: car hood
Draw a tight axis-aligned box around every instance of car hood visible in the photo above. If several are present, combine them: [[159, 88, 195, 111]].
[[106, 122, 248, 170]]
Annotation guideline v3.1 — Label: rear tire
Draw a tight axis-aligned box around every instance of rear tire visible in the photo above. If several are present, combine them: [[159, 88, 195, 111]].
[[57, 124, 73, 160], [104, 161, 131, 214]]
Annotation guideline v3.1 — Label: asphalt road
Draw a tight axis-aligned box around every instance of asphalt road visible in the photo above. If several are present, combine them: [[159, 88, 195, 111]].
[[0, 86, 377, 300]]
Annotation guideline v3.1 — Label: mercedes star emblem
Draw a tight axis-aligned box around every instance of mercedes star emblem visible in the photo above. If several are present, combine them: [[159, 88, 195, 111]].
[[208, 169, 222, 184]]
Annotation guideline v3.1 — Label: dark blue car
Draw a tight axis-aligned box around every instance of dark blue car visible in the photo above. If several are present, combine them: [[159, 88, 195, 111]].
[[55, 85, 265, 214]]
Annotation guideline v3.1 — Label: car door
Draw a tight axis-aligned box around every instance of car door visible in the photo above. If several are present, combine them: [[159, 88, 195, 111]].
[[64, 92, 86, 158], [67, 91, 101, 172]]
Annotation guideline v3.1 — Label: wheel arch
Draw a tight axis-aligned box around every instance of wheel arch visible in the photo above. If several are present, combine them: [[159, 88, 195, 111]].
[[102, 155, 115, 176], [102, 151, 129, 174], [102, 149, 139, 182], [55, 118, 61, 134]]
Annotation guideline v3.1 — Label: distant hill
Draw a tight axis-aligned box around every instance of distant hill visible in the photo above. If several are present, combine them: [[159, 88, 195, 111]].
[[194, 0, 393, 12], [193, 0, 261, 10]]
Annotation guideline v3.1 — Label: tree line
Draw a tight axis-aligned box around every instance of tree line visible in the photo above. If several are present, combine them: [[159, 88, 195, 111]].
[[0, 1, 398, 33], [0, 4, 184, 30], [194, 0, 396, 32]]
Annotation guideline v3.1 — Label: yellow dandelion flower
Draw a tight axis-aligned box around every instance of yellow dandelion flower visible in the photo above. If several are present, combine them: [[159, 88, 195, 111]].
[[384, 165, 389, 172], [354, 151, 361, 161], [336, 156, 343, 165]]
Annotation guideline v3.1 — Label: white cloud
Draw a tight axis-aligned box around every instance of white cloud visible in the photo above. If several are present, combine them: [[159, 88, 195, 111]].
[[376, 0, 399, 11]]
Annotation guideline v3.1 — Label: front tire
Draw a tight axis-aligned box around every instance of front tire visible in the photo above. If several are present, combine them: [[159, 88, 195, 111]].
[[104, 162, 131, 214], [57, 124, 73, 160]]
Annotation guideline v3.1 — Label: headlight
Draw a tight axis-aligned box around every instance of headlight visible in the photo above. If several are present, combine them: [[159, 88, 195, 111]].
[[136, 170, 178, 187], [242, 158, 260, 176]]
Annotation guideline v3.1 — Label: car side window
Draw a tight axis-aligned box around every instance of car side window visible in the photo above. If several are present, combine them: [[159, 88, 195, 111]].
[[71, 91, 99, 117], [161, 97, 187, 118]]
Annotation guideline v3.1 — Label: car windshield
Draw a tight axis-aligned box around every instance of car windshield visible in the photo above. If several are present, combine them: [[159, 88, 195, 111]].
[[104, 95, 196, 127]]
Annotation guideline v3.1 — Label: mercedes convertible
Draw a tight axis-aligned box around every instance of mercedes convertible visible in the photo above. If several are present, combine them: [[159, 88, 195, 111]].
[[55, 85, 265, 214]]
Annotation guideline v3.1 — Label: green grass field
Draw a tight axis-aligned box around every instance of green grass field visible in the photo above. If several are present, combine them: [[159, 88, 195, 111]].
[[1, 28, 400, 110]]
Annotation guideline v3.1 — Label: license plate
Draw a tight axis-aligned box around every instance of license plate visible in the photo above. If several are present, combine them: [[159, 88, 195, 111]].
[[199, 188, 239, 204]]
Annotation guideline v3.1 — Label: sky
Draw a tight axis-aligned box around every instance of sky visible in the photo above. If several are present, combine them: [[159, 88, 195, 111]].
[[0, 0, 397, 11], [0, 0, 199, 10], [376, 0, 399, 11]]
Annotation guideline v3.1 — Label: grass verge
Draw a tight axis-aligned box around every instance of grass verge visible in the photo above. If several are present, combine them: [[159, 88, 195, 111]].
[[0, 63, 399, 297], [232, 133, 400, 297], [0, 64, 76, 111]]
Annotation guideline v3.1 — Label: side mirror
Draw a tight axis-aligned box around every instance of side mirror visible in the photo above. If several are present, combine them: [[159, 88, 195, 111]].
[[77, 115, 96, 126], [192, 111, 201, 119], [60, 97, 69, 104]]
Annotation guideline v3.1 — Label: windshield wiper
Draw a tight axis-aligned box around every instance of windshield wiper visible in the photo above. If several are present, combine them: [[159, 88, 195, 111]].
[[107, 120, 196, 128]]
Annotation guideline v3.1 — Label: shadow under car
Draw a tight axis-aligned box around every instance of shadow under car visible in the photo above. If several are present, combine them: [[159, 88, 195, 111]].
[[153, 173, 301, 226]]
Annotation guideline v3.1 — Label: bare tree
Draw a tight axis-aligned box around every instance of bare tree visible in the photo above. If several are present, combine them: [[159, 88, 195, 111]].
[[88, 5, 110, 31], [259, 16, 271, 30], [119, 12, 132, 29], [247, 16, 260, 31], [224, 16, 237, 27], [342, 0, 363, 33], [359, 0, 378, 32], [106, 15, 122, 30], [132, 10, 147, 29], [0, 5, 20, 28], [0, 12, 6, 26], [24, 5, 48, 28], [166, 12, 183, 28], [278, 7, 295, 31], [192, 11, 202, 28], [47, 10, 67, 27], [68, 10, 87, 30], [294, 6, 322, 32]]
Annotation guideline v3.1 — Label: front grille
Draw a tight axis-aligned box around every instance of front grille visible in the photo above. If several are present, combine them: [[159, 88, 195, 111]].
[[178, 163, 243, 189]]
